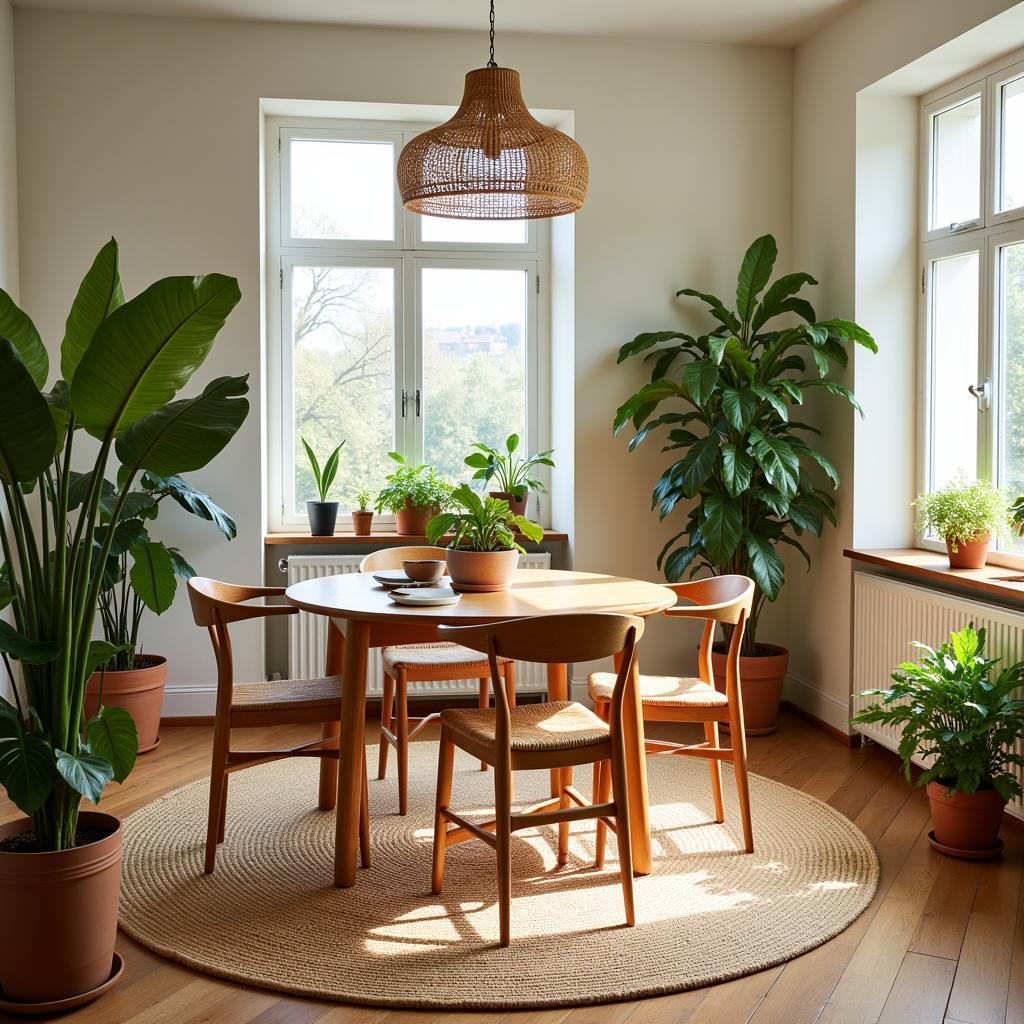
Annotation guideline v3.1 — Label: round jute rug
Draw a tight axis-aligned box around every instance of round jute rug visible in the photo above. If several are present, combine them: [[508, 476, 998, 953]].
[[119, 744, 878, 1010]]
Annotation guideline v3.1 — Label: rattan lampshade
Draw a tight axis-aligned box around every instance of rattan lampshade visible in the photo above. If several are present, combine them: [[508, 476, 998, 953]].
[[397, 67, 588, 220]]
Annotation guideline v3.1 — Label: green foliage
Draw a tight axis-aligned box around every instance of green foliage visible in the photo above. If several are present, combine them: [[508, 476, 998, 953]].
[[463, 434, 555, 498], [301, 436, 344, 503], [914, 477, 1011, 550], [613, 234, 875, 655], [354, 488, 373, 512], [0, 238, 245, 849], [426, 484, 543, 553], [375, 453, 453, 515], [851, 625, 1024, 800]]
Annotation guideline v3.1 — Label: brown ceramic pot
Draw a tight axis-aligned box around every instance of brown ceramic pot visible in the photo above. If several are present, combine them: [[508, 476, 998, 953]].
[[945, 533, 991, 569], [85, 654, 167, 754], [445, 547, 519, 592], [927, 781, 1006, 854], [0, 812, 122, 1005], [489, 490, 528, 518], [394, 502, 433, 536], [712, 643, 788, 736], [351, 510, 374, 536]]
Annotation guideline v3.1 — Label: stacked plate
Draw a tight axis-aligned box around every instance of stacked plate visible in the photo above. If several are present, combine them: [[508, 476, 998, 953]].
[[371, 569, 444, 590], [387, 587, 461, 607]]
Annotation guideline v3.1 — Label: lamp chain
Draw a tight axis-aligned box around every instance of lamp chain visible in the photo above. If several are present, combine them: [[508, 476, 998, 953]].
[[487, 0, 497, 67]]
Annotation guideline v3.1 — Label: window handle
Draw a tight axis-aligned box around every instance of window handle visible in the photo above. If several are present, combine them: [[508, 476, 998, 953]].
[[968, 379, 990, 411], [949, 219, 981, 233], [401, 389, 408, 417], [415, 389, 421, 417]]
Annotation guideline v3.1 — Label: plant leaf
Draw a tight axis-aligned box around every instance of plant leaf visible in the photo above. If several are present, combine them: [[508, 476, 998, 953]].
[[55, 749, 114, 805], [61, 238, 125, 384], [746, 534, 785, 600], [0, 338, 58, 484], [85, 705, 138, 784], [682, 360, 720, 405], [820, 317, 878, 353], [151, 475, 237, 539], [721, 443, 754, 497], [736, 235, 778, 322], [0, 290, 48, 388], [721, 387, 758, 432], [676, 289, 741, 334], [0, 620, 59, 665], [0, 713, 54, 815], [702, 494, 743, 563], [129, 541, 177, 614]]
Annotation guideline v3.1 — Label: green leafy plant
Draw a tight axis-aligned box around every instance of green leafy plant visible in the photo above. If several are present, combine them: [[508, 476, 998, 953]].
[[302, 437, 344, 503], [914, 477, 1010, 551], [94, 472, 236, 673], [851, 624, 1024, 800], [427, 484, 543, 553], [0, 238, 246, 850], [612, 234, 876, 655], [375, 452, 453, 515], [354, 488, 373, 512], [464, 433, 555, 498]]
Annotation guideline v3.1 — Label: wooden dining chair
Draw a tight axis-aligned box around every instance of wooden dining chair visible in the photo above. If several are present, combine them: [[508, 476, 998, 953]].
[[187, 578, 369, 874], [588, 575, 756, 855], [359, 546, 515, 814], [431, 612, 644, 947]]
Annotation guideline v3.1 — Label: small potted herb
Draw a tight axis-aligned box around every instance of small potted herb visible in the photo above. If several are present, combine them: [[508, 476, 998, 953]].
[[464, 433, 554, 517], [913, 477, 1010, 569], [302, 437, 344, 536], [426, 484, 542, 592], [375, 452, 453, 535], [851, 624, 1024, 858], [352, 488, 374, 536]]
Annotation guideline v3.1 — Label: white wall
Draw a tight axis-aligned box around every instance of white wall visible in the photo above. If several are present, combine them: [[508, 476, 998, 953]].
[[13, 11, 793, 713]]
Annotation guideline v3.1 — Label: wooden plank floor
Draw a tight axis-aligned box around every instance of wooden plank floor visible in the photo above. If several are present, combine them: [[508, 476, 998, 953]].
[[1, 710, 1021, 1024]]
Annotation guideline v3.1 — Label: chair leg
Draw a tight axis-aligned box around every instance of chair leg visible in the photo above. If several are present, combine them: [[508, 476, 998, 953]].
[[733, 726, 754, 854], [494, 759, 513, 947], [359, 756, 371, 868], [478, 677, 489, 771], [609, 740, 635, 927], [592, 699, 609, 815], [378, 672, 394, 781], [594, 758, 612, 869], [204, 716, 230, 874], [705, 721, 725, 824], [217, 772, 229, 843], [319, 720, 340, 811], [431, 727, 455, 894], [397, 670, 409, 816], [557, 766, 571, 866]]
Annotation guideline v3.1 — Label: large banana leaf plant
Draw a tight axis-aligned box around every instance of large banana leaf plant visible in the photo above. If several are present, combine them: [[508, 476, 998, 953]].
[[0, 238, 246, 850], [613, 235, 876, 656]]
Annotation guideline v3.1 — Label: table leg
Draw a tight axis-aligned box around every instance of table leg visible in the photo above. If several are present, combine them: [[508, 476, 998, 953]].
[[335, 618, 370, 887], [620, 653, 652, 875], [318, 621, 344, 811]]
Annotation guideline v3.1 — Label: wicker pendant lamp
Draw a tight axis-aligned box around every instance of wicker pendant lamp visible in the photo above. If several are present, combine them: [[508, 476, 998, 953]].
[[397, 0, 588, 220]]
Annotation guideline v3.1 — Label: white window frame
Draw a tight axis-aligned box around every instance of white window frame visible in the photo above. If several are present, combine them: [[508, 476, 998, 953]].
[[266, 115, 550, 533], [919, 49, 1024, 563]]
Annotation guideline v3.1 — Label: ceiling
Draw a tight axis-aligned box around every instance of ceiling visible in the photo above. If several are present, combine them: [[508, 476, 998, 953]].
[[9, 0, 861, 46]]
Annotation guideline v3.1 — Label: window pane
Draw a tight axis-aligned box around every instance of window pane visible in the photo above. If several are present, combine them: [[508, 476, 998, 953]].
[[928, 251, 979, 490], [290, 138, 395, 240], [1000, 77, 1024, 212], [420, 216, 527, 245], [998, 242, 1024, 549], [421, 267, 527, 487], [291, 265, 396, 513], [931, 96, 981, 230]]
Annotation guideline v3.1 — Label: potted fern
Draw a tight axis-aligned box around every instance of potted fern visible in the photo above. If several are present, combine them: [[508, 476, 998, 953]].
[[376, 452, 453, 535], [0, 238, 245, 1009], [613, 234, 875, 733], [913, 477, 1010, 569], [852, 624, 1024, 858], [426, 484, 542, 592], [352, 488, 374, 536], [464, 433, 555, 517], [302, 437, 344, 536]]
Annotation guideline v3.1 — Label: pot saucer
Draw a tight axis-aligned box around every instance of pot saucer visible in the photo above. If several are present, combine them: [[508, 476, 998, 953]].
[[449, 581, 511, 593], [0, 952, 124, 1014], [927, 830, 1004, 861], [139, 735, 161, 755]]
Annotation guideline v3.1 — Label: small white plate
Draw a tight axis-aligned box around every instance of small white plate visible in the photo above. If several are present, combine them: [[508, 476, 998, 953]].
[[387, 587, 462, 607], [372, 570, 442, 590]]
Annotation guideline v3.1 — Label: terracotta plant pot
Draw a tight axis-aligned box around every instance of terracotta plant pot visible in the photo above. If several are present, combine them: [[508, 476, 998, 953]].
[[351, 510, 374, 536], [394, 502, 433, 536], [85, 654, 167, 754], [307, 500, 338, 537], [927, 781, 1006, 856], [945, 532, 991, 569], [0, 812, 122, 1006], [489, 490, 528, 518], [712, 643, 788, 736], [445, 547, 519, 592]]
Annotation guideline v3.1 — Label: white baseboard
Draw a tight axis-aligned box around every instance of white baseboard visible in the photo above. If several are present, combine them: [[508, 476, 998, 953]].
[[162, 684, 216, 719], [782, 672, 852, 736]]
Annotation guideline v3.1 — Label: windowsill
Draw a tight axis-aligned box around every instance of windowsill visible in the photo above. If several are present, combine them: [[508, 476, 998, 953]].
[[264, 529, 569, 546], [843, 547, 1024, 604]]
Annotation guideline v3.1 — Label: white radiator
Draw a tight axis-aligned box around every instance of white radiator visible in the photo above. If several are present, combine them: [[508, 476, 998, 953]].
[[852, 571, 1024, 822], [287, 553, 553, 699]]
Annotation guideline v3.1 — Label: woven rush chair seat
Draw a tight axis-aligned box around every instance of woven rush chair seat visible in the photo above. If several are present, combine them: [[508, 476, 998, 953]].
[[231, 676, 342, 713], [443, 700, 610, 753], [588, 672, 729, 708], [382, 642, 511, 673]]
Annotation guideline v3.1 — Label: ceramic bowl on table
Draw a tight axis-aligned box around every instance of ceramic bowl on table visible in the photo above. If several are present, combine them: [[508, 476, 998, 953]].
[[402, 559, 446, 583]]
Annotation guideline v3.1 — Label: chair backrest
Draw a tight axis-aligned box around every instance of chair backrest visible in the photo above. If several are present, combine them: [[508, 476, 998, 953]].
[[438, 613, 644, 753], [359, 546, 444, 573]]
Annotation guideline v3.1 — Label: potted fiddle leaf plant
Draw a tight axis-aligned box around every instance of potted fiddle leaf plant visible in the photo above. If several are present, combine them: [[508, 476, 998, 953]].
[[376, 452, 453, 536], [352, 488, 374, 536], [613, 234, 876, 734], [851, 624, 1024, 858], [464, 433, 555, 517], [426, 483, 543, 592], [85, 472, 237, 754], [914, 477, 1010, 569], [0, 238, 246, 1010], [302, 437, 344, 536]]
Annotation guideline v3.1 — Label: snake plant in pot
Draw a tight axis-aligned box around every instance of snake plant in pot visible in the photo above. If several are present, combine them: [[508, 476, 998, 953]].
[[613, 234, 876, 733], [0, 238, 246, 1009]]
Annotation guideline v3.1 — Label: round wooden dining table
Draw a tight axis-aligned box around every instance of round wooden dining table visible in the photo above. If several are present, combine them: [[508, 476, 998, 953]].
[[285, 568, 676, 888]]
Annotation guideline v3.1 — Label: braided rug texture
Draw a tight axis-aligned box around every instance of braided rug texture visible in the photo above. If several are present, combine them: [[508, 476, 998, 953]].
[[119, 744, 878, 1009]]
